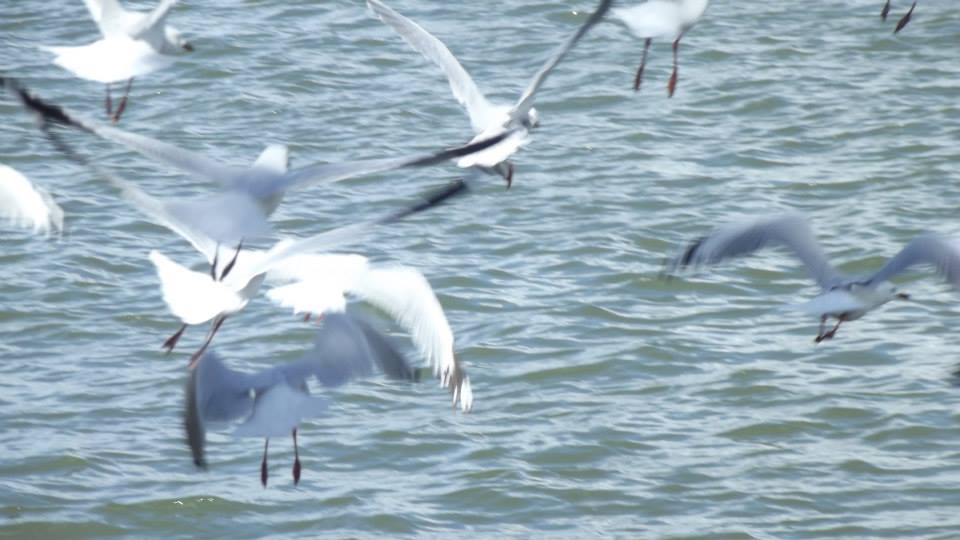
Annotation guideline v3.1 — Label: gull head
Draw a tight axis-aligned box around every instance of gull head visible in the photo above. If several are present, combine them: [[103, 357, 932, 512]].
[[165, 27, 194, 53], [851, 281, 910, 308]]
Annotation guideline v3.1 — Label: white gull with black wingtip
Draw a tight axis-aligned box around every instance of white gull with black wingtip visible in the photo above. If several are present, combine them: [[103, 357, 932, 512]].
[[367, 0, 613, 186], [666, 212, 960, 342]]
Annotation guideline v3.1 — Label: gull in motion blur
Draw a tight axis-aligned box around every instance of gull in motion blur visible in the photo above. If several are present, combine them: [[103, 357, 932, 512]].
[[666, 213, 960, 342], [614, 0, 709, 96], [186, 313, 418, 486], [266, 253, 473, 412], [42, 0, 193, 122], [0, 164, 63, 235], [881, 1, 917, 34], [3, 75, 510, 245], [367, 0, 613, 186], [139, 177, 469, 372]]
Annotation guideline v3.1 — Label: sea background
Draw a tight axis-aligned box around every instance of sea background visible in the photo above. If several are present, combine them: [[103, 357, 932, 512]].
[[1, 0, 959, 538]]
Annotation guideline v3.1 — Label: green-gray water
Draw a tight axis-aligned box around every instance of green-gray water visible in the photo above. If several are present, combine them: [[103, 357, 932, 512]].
[[2, 1, 959, 538]]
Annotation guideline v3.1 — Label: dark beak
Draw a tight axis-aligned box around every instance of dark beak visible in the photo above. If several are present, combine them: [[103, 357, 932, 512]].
[[896, 292, 911, 300], [183, 42, 195, 52]]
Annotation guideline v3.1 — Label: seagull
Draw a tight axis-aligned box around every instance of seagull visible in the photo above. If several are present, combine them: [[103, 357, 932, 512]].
[[3, 75, 511, 244], [266, 254, 474, 412], [613, 0, 709, 96], [665, 213, 960, 343], [139, 176, 469, 370], [0, 164, 64, 235], [42, 0, 193, 122], [185, 312, 418, 486], [881, 0, 916, 33], [367, 0, 613, 186]]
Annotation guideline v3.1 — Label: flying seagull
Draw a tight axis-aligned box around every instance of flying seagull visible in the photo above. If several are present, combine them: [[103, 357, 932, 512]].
[[613, 0, 709, 96], [2, 75, 511, 244], [185, 312, 418, 486], [367, 0, 613, 186], [145, 177, 470, 369], [42, 0, 193, 122], [0, 164, 64, 235], [666, 213, 960, 342], [266, 254, 474, 412], [881, 1, 917, 33]]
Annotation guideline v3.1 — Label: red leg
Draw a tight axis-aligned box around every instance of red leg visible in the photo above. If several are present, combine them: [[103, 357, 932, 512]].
[[105, 83, 113, 116], [163, 323, 188, 354], [111, 78, 134, 123], [187, 315, 227, 369], [894, 2, 915, 33], [668, 33, 684, 98], [261, 438, 269, 487], [292, 428, 302, 485], [303, 313, 311, 322], [633, 38, 652, 92]]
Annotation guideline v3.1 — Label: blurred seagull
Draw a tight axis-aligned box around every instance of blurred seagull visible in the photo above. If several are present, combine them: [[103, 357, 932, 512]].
[[666, 213, 960, 342], [145, 178, 469, 369], [2, 76, 510, 243], [42, 0, 193, 122], [367, 0, 613, 186], [881, 1, 916, 33], [613, 0, 709, 96], [185, 312, 418, 486], [266, 254, 473, 412], [0, 164, 64, 234]]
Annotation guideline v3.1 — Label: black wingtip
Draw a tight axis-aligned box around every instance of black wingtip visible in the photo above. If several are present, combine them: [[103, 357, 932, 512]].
[[680, 236, 705, 267], [389, 178, 469, 222], [2, 76, 77, 129]]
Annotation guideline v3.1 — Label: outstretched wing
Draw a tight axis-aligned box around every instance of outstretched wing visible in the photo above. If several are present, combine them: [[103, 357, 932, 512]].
[[666, 213, 842, 289], [350, 265, 473, 412], [367, 0, 497, 133], [129, 0, 180, 39], [511, 0, 614, 120], [276, 312, 416, 388], [185, 351, 257, 467], [866, 233, 960, 287], [237, 179, 469, 285], [254, 131, 510, 198], [3, 79, 250, 187], [0, 164, 63, 234]]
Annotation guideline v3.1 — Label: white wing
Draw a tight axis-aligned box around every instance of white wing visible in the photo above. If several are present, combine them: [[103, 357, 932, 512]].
[[511, 0, 614, 120], [265, 254, 370, 314], [352, 266, 472, 412], [103, 172, 220, 262], [129, 0, 180, 40], [367, 0, 497, 133], [82, 0, 133, 37], [11, 88, 248, 185], [235, 180, 468, 286], [149, 250, 246, 325], [0, 164, 63, 234], [788, 290, 868, 318]]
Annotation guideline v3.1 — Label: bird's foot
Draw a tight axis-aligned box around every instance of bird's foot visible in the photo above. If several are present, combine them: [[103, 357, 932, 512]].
[[894, 2, 915, 33], [667, 69, 679, 98], [162, 324, 187, 354]]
